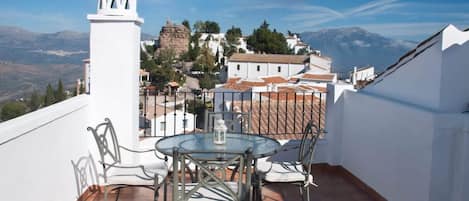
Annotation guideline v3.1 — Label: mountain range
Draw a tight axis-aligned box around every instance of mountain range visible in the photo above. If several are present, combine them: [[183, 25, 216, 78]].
[[0, 26, 153, 104], [0, 25, 416, 104], [301, 27, 417, 73]]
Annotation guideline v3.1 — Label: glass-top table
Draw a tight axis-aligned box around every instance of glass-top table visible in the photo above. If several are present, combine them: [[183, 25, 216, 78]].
[[155, 133, 281, 160]]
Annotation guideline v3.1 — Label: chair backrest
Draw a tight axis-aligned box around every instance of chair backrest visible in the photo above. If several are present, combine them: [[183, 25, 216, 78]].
[[298, 121, 320, 166], [87, 118, 122, 170], [204, 111, 251, 134], [172, 148, 252, 201], [71, 154, 99, 199]]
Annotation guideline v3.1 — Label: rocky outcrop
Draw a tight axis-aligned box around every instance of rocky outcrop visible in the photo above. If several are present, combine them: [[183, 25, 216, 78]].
[[156, 20, 190, 57]]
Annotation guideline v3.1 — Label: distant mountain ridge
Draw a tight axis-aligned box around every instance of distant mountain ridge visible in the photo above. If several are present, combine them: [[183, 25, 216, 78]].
[[301, 27, 417, 73], [0, 25, 156, 104], [0, 26, 155, 65]]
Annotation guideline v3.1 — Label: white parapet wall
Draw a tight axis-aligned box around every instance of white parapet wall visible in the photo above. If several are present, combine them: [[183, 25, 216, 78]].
[[325, 83, 469, 201], [0, 95, 95, 201]]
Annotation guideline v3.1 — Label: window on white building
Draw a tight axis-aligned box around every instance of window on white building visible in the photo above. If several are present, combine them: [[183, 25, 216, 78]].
[[237, 64, 240, 71], [160, 122, 166, 131], [278, 66, 281, 72], [257, 65, 260, 71]]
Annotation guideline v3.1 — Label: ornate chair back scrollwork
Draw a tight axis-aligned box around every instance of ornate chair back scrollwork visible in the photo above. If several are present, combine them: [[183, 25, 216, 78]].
[[87, 118, 168, 201], [71, 154, 99, 200], [87, 118, 121, 180]]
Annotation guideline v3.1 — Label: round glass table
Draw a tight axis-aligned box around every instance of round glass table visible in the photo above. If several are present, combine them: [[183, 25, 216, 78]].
[[155, 133, 281, 160], [156, 133, 280, 201]]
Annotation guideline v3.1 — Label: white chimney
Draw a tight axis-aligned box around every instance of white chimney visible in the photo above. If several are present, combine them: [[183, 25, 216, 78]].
[[88, 0, 143, 162]]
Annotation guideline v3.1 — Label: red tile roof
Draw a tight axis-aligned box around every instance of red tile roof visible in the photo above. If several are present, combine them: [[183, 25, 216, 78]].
[[261, 76, 289, 84], [223, 76, 290, 91], [232, 99, 326, 140], [302, 73, 335, 81]]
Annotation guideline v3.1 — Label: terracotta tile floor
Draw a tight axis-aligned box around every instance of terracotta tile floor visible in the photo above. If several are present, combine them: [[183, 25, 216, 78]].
[[82, 165, 379, 201]]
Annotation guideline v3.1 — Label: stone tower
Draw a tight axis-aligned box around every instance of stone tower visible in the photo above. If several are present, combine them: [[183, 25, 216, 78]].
[[88, 0, 143, 158], [157, 20, 190, 57]]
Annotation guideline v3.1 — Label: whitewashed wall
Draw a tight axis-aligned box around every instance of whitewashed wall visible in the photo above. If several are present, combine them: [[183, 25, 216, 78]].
[[0, 96, 94, 201], [439, 37, 469, 112], [324, 84, 469, 201], [227, 61, 305, 79], [309, 54, 332, 72]]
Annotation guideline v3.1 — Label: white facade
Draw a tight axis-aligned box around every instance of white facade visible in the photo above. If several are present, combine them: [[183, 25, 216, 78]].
[[364, 24, 469, 113], [236, 37, 254, 54], [308, 54, 332, 73], [83, 59, 91, 93], [197, 33, 253, 64], [88, 0, 143, 160], [150, 111, 195, 136], [198, 33, 225, 57], [351, 66, 375, 85], [0, 96, 94, 201], [227, 54, 331, 79], [228, 61, 307, 79], [141, 40, 156, 47], [286, 34, 312, 54], [322, 25, 469, 201]]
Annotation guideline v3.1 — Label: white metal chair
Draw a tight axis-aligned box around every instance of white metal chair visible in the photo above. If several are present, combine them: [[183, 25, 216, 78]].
[[71, 154, 99, 200], [255, 121, 325, 201], [87, 118, 168, 201]]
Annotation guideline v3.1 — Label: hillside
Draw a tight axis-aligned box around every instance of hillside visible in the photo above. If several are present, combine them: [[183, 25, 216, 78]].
[[301, 27, 417, 73]]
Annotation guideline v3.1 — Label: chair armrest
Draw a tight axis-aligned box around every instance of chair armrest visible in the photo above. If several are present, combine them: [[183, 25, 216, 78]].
[[103, 162, 157, 179], [119, 145, 166, 160], [119, 145, 154, 153]]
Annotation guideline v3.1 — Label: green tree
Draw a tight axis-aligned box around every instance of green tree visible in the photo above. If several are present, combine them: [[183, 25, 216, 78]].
[[193, 20, 220, 33], [28, 90, 42, 111], [205, 21, 220, 33], [141, 59, 157, 71], [199, 74, 218, 89], [296, 48, 309, 55], [156, 48, 177, 68], [1, 101, 28, 121], [55, 80, 66, 102], [44, 84, 56, 106], [195, 45, 216, 73], [182, 19, 191, 32], [226, 26, 242, 44], [247, 20, 289, 54], [188, 32, 202, 61], [223, 26, 243, 57]]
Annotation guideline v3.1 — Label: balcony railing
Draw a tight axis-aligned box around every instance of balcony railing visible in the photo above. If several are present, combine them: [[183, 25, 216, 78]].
[[140, 89, 326, 139]]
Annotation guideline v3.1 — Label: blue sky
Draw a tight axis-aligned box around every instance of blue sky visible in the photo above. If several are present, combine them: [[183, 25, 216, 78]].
[[1, 0, 468, 41]]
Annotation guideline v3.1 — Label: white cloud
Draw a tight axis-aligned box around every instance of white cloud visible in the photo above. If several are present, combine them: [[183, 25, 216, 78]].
[[285, 0, 402, 29], [352, 40, 372, 47], [345, 0, 398, 16]]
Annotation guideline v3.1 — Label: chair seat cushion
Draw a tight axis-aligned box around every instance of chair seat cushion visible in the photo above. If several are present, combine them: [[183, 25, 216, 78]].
[[256, 157, 306, 183], [180, 182, 241, 201], [256, 139, 306, 183], [106, 162, 168, 186]]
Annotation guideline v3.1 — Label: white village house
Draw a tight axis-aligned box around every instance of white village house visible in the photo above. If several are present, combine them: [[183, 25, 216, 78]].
[[286, 34, 312, 54], [226, 53, 332, 79], [150, 110, 195, 136]]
